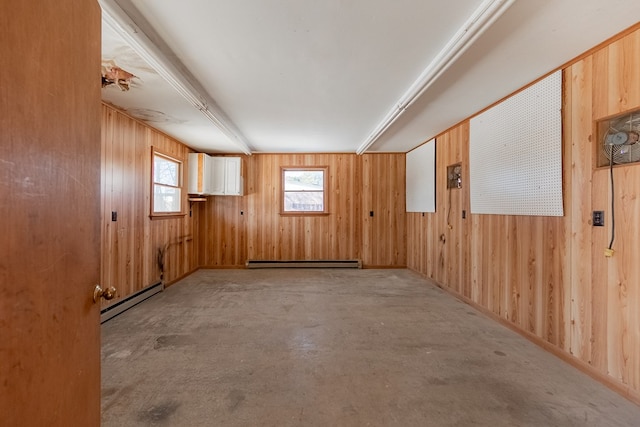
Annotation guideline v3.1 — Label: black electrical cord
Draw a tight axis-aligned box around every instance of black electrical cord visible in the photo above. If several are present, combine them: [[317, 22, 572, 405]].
[[446, 184, 453, 229], [608, 153, 615, 250]]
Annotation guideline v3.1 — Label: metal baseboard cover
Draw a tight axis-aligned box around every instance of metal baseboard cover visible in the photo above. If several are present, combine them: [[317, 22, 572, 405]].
[[245, 260, 362, 269], [100, 281, 164, 323]]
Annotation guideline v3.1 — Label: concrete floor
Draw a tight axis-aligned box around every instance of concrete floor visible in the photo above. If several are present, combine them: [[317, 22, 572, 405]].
[[101, 269, 640, 426]]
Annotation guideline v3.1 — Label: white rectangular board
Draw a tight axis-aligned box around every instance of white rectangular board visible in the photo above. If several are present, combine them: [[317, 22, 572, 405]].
[[406, 139, 436, 213], [469, 70, 563, 216]]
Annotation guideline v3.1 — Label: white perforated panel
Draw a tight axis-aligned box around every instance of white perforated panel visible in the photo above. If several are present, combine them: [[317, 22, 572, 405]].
[[406, 139, 436, 212], [469, 70, 563, 216]]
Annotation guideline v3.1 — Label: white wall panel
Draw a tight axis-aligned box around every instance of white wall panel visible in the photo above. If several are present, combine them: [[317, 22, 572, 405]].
[[469, 70, 563, 216], [406, 139, 436, 212]]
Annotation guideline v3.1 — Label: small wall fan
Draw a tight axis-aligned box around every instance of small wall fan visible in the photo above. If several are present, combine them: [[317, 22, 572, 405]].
[[603, 111, 640, 165], [447, 163, 462, 189]]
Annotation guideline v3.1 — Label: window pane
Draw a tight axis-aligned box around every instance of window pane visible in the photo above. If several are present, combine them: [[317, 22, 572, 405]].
[[284, 191, 324, 212], [284, 170, 323, 191], [154, 155, 179, 186], [154, 184, 181, 212]]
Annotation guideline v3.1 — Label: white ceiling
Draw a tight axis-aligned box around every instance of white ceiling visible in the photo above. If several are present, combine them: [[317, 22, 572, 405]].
[[100, 0, 640, 154]]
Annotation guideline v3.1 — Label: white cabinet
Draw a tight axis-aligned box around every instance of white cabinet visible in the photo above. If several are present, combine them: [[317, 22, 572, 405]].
[[188, 153, 215, 195], [209, 156, 226, 195], [187, 153, 243, 196], [222, 157, 243, 196]]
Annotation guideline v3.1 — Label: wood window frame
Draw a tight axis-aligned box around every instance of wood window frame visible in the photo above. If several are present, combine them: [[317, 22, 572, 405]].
[[280, 166, 329, 216], [150, 147, 186, 219]]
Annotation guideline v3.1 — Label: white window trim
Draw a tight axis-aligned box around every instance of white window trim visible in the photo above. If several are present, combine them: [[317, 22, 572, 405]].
[[151, 148, 185, 218]]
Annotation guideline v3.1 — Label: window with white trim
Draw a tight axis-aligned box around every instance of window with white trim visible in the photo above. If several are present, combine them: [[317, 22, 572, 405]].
[[151, 149, 183, 216]]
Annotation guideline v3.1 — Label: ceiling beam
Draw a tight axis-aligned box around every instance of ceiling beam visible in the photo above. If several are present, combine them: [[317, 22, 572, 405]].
[[356, 0, 516, 155], [99, 0, 253, 155]]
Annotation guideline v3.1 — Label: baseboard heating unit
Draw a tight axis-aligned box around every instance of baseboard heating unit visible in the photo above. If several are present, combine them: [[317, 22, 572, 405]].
[[100, 281, 164, 323], [245, 260, 362, 269]]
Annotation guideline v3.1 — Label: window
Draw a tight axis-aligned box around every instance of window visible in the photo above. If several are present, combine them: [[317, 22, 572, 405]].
[[281, 167, 328, 214], [151, 149, 184, 216]]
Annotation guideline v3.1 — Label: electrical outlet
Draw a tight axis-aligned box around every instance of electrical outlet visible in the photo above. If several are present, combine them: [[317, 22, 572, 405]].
[[592, 211, 604, 226]]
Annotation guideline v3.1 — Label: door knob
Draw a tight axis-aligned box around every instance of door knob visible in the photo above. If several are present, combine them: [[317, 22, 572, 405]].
[[94, 285, 117, 303]]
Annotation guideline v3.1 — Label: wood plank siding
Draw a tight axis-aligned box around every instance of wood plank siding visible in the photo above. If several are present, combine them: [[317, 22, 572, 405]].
[[100, 105, 198, 307], [196, 153, 406, 268], [407, 25, 640, 402]]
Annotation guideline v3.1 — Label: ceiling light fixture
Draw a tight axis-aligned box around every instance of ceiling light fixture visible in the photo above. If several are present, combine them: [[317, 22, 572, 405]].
[[99, 0, 252, 155], [356, 0, 516, 155]]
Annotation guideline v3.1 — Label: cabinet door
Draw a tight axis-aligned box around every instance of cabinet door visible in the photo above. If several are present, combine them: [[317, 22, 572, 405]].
[[225, 157, 243, 196], [187, 153, 205, 194], [210, 156, 227, 195]]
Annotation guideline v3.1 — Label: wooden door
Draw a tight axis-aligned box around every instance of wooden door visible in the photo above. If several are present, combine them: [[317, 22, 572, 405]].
[[0, 1, 102, 425]]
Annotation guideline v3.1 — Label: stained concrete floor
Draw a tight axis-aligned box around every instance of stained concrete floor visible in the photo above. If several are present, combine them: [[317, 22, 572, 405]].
[[101, 269, 640, 426]]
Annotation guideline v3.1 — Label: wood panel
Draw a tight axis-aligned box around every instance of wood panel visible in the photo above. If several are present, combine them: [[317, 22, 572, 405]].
[[197, 153, 405, 267], [566, 55, 594, 362], [198, 189, 247, 267], [407, 24, 640, 402], [0, 0, 102, 424], [361, 153, 407, 267], [247, 154, 363, 262], [100, 105, 198, 306], [407, 125, 470, 292], [589, 26, 640, 392]]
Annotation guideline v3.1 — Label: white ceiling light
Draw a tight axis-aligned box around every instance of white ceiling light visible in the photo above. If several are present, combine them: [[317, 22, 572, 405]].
[[99, 0, 252, 155], [356, 0, 516, 155]]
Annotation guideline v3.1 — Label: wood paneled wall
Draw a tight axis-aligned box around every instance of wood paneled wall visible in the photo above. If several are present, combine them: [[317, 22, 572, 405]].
[[101, 104, 198, 306], [407, 25, 640, 401], [578, 26, 640, 396], [197, 153, 406, 267], [100, 113, 405, 295], [361, 154, 407, 266], [406, 125, 472, 295]]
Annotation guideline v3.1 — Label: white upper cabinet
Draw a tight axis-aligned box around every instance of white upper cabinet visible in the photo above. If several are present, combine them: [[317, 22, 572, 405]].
[[187, 153, 214, 195], [210, 156, 226, 195], [188, 153, 243, 196], [223, 157, 243, 196]]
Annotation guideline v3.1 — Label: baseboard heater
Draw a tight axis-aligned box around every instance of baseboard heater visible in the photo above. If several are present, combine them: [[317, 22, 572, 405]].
[[245, 259, 362, 269], [100, 281, 164, 323]]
